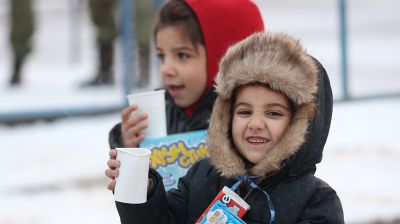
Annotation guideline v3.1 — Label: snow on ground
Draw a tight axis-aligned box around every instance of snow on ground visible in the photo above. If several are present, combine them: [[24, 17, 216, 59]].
[[317, 99, 400, 223], [1, 0, 400, 223], [0, 114, 121, 224]]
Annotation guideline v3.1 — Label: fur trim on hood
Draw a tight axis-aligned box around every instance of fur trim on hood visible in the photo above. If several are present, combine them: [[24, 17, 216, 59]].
[[207, 32, 320, 177]]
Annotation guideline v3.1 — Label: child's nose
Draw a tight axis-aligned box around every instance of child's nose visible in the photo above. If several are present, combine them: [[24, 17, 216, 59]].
[[247, 116, 265, 131], [160, 60, 177, 77]]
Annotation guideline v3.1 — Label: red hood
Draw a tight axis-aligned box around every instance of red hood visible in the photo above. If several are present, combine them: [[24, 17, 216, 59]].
[[184, 0, 265, 92]]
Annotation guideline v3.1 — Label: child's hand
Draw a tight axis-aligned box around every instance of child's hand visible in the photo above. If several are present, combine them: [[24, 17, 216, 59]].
[[106, 149, 153, 192], [121, 105, 148, 147], [105, 149, 120, 191]]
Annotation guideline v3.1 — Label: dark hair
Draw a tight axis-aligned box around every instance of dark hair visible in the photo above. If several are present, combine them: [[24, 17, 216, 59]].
[[153, 0, 204, 47]]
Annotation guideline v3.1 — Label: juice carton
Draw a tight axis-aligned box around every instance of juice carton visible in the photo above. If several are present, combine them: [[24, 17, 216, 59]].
[[196, 186, 250, 223]]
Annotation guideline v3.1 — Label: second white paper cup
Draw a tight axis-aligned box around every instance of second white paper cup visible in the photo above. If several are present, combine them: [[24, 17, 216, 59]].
[[127, 90, 167, 138], [114, 148, 151, 204]]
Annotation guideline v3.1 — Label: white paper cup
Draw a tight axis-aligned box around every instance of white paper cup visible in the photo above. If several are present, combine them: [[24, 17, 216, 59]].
[[126, 90, 167, 138], [114, 148, 151, 204]]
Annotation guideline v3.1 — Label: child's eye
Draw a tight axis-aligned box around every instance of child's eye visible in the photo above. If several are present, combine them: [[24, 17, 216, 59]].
[[178, 52, 190, 60], [156, 53, 165, 62], [266, 111, 283, 117], [237, 110, 251, 116]]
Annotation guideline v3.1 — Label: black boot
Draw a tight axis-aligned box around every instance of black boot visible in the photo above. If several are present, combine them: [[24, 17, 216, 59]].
[[81, 43, 114, 87], [10, 57, 24, 86], [98, 43, 114, 85]]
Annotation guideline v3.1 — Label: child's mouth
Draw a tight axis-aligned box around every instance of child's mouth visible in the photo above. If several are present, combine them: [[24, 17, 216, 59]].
[[168, 85, 185, 97], [247, 137, 268, 145]]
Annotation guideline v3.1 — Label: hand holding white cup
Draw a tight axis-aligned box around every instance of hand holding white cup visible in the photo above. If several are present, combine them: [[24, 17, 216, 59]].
[[114, 148, 152, 204], [126, 90, 167, 139]]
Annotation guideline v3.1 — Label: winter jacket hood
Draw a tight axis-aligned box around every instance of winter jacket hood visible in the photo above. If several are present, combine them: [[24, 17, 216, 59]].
[[184, 0, 265, 92], [207, 32, 333, 178]]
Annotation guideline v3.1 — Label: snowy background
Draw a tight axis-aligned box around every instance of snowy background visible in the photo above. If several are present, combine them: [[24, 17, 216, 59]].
[[1, 0, 399, 223]]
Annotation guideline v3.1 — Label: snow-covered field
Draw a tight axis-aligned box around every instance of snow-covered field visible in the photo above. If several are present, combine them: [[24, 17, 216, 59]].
[[1, 0, 399, 223]]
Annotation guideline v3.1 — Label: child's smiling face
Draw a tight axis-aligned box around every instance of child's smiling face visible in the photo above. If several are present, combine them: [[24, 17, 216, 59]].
[[232, 84, 293, 165], [156, 26, 208, 108]]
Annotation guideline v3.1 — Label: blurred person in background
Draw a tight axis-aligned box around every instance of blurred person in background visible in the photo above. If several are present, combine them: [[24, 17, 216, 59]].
[[134, 0, 153, 87], [8, 0, 35, 86], [81, 0, 153, 87], [81, 0, 117, 86]]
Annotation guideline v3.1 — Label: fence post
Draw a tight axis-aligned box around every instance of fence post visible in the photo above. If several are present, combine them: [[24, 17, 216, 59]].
[[119, 0, 136, 101], [153, 0, 164, 10], [147, 0, 165, 89], [339, 0, 350, 100]]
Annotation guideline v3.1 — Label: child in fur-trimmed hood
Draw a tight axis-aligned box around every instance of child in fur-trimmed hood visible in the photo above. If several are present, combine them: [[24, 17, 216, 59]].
[[115, 32, 344, 224]]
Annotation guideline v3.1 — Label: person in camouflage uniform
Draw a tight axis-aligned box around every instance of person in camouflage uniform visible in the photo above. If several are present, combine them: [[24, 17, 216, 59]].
[[9, 0, 35, 86], [134, 0, 153, 87], [82, 0, 118, 86], [82, 0, 153, 87]]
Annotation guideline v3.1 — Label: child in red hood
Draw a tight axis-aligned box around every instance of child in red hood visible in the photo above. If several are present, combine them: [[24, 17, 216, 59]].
[[105, 0, 264, 190]]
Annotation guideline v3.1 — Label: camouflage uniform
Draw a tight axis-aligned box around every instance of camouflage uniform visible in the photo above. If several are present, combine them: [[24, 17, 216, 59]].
[[83, 0, 118, 86], [135, 0, 153, 87], [83, 0, 153, 87], [9, 0, 35, 86]]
